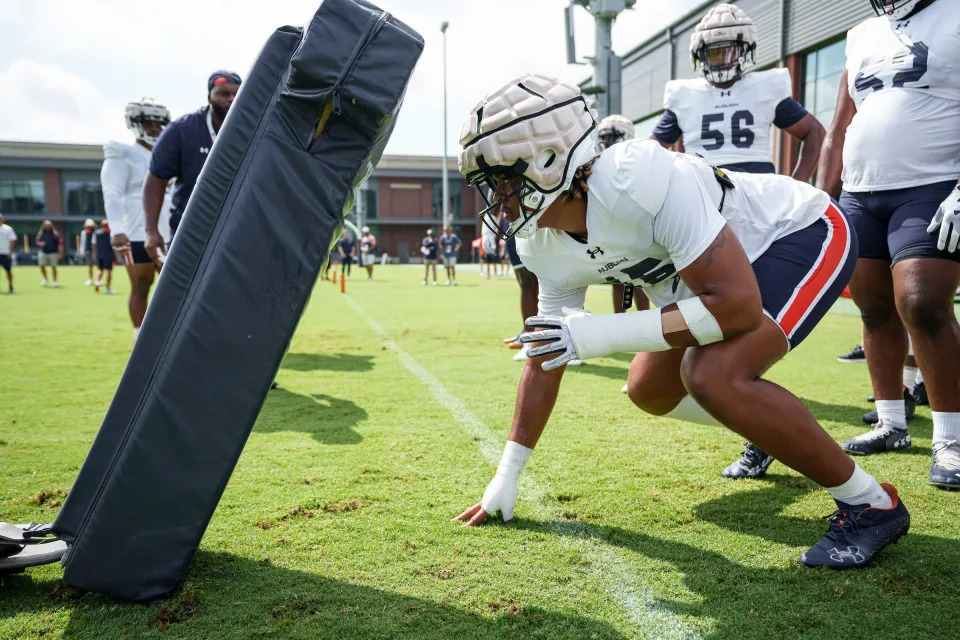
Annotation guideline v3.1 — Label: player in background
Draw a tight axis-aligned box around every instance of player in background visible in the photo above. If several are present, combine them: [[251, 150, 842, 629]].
[[80, 219, 96, 286], [817, 0, 960, 488], [0, 214, 16, 293], [92, 220, 115, 295], [337, 229, 355, 279], [650, 3, 825, 480], [144, 71, 241, 264], [454, 75, 910, 569], [440, 225, 461, 285], [35, 220, 61, 288], [481, 218, 500, 279], [421, 228, 439, 285], [101, 97, 171, 342], [652, 4, 823, 180], [359, 226, 377, 280]]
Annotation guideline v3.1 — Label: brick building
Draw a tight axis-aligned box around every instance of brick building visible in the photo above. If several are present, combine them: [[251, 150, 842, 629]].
[[0, 141, 482, 263]]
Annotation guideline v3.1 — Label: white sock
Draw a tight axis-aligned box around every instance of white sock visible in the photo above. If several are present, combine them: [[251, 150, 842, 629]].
[[932, 412, 960, 444], [875, 399, 907, 429], [133, 327, 140, 343], [915, 369, 924, 385], [663, 395, 722, 428], [902, 366, 918, 389], [827, 464, 892, 509]]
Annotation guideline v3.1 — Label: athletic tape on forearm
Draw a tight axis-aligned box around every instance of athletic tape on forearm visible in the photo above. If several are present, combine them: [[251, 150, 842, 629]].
[[496, 440, 533, 480], [676, 297, 724, 345], [566, 309, 670, 360]]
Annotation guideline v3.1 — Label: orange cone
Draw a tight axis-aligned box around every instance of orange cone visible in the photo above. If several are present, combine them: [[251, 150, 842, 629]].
[[340, 272, 345, 293]]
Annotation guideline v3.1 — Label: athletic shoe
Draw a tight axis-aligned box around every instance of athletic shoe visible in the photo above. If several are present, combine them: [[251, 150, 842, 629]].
[[911, 381, 928, 406], [930, 440, 960, 489], [837, 345, 866, 363], [445, 280, 451, 286], [8, 287, 13, 294], [841, 420, 911, 455], [567, 359, 583, 367], [40, 278, 48, 286], [84, 279, 93, 286], [431, 281, 437, 286], [621, 383, 628, 393], [95, 280, 103, 287], [512, 345, 529, 361], [798, 483, 909, 570], [421, 279, 427, 285], [104, 289, 115, 295], [452, 280, 457, 286], [722, 442, 775, 479], [862, 387, 916, 424], [51, 281, 59, 288], [366, 277, 372, 281]]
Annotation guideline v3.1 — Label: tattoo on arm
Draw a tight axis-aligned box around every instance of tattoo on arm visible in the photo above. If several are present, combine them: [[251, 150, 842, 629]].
[[700, 230, 726, 268]]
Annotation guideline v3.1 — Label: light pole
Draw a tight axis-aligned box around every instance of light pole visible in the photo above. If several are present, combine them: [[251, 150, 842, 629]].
[[440, 21, 449, 230]]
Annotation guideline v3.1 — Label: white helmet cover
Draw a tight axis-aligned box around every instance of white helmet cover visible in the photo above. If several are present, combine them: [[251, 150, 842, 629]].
[[125, 97, 171, 146], [458, 73, 598, 240], [597, 114, 635, 149], [690, 4, 757, 84], [869, 0, 922, 20]]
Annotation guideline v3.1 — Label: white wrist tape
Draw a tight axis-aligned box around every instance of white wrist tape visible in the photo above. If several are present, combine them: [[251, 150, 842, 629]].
[[565, 308, 670, 359], [676, 297, 724, 345], [496, 440, 533, 481]]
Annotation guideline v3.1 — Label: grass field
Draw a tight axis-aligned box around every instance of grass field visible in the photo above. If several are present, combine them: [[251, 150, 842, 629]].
[[2, 264, 960, 640]]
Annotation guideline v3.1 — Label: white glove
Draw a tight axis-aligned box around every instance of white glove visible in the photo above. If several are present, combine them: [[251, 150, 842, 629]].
[[519, 307, 589, 371], [480, 441, 532, 521], [928, 184, 960, 253]]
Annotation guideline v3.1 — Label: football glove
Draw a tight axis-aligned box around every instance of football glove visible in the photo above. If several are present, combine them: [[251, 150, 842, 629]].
[[519, 307, 589, 371], [928, 184, 960, 253]]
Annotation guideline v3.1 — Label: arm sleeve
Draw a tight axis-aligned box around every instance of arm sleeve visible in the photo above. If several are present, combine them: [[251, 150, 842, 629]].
[[100, 148, 129, 237], [651, 161, 728, 272], [652, 110, 682, 144], [773, 98, 809, 129], [537, 280, 587, 317], [149, 125, 181, 180]]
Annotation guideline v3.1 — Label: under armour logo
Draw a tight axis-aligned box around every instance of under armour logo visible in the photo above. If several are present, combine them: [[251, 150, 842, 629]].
[[828, 546, 865, 564], [587, 247, 604, 259], [200, 147, 210, 154], [719, 90, 731, 97]]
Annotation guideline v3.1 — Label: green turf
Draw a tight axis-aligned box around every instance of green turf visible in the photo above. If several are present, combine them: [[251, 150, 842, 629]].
[[1, 265, 959, 640]]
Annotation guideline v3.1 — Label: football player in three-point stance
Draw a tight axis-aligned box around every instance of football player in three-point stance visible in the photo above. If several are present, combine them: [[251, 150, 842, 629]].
[[650, 3, 825, 481], [454, 74, 909, 569], [817, 0, 960, 488], [101, 98, 172, 343]]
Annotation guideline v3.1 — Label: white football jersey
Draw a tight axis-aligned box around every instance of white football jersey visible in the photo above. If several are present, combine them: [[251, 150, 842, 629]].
[[662, 68, 792, 166], [516, 140, 830, 315], [842, 0, 960, 191], [101, 141, 171, 243]]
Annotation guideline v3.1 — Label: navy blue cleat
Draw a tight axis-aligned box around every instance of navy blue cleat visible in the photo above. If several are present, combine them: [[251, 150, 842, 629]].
[[841, 421, 911, 455], [930, 440, 960, 490], [722, 442, 774, 479], [862, 387, 916, 424], [837, 345, 866, 363], [799, 483, 910, 570]]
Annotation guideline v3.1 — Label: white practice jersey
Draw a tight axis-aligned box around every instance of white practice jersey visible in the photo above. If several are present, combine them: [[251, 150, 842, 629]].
[[101, 141, 171, 243], [662, 69, 792, 166], [516, 140, 830, 315], [843, 0, 960, 191]]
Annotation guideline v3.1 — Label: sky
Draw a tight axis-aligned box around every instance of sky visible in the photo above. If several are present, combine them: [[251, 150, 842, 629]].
[[0, 0, 703, 157]]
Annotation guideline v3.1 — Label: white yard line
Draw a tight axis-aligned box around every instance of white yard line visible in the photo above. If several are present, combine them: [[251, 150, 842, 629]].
[[345, 294, 701, 640]]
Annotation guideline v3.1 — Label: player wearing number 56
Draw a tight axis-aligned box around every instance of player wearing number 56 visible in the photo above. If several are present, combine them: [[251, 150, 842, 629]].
[[455, 74, 910, 570], [651, 3, 824, 183]]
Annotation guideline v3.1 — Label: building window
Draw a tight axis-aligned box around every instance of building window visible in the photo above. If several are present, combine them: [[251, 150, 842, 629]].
[[804, 39, 846, 130], [64, 181, 105, 218], [358, 179, 378, 221], [432, 180, 462, 221], [0, 179, 45, 214]]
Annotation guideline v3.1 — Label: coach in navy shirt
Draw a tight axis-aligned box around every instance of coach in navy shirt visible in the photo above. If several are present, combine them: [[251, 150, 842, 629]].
[[143, 70, 242, 265]]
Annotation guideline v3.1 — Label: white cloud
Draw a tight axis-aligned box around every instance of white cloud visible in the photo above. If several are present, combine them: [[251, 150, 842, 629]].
[[0, 0, 703, 154]]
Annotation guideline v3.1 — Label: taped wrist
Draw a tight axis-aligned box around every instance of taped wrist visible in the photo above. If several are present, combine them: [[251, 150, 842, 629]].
[[676, 297, 724, 345], [496, 440, 533, 481], [565, 309, 670, 359]]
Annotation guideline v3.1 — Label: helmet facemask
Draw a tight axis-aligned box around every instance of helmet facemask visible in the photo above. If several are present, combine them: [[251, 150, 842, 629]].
[[696, 38, 753, 85], [469, 149, 560, 241], [869, 0, 923, 20], [125, 98, 171, 146]]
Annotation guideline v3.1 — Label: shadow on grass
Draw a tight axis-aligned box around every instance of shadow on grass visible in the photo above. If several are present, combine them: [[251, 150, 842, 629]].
[[1, 551, 630, 640], [257, 389, 366, 445], [516, 486, 960, 640], [280, 352, 375, 373]]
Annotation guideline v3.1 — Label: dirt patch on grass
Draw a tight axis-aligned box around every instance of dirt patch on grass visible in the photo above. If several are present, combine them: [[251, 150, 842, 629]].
[[22, 488, 68, 506], [321, 500, 360, 514], [152, 586, 199, 630]]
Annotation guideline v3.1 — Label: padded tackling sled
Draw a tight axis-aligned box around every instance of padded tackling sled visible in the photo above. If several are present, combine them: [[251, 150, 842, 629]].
[[47, 0, 423, 602]]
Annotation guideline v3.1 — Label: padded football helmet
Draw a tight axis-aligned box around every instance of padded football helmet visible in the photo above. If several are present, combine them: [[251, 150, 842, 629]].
[[597, 114, 635, 149], [124, 97, 171, 146], [869, 0, 923, 20], [690, 4, 757, 85], [458, 73, 598, 240]]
